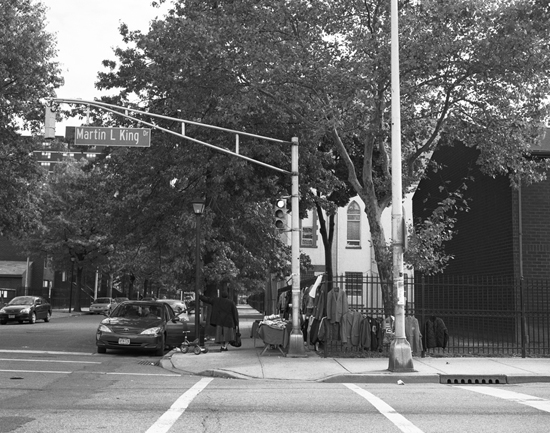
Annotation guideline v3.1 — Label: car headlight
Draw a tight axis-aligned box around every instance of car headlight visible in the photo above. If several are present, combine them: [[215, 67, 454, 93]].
[[98, 324, 113, 333], [0, 308, 5, 314], [21, 308, 31, 314], [140, 327, 162, 335]]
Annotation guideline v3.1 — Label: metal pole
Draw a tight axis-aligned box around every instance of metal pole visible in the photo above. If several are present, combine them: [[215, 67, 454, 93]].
[[69, 259, 75, 314], [287, 137, 306, 357], [388, 0, 414, 372], [195, 213, 203, 345]]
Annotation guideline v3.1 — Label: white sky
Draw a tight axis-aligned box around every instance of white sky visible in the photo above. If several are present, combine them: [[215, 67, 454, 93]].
[[43, 0, 170, 131]]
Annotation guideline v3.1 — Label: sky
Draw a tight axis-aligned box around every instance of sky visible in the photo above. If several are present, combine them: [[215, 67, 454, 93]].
[[43, 0, 170, 132]]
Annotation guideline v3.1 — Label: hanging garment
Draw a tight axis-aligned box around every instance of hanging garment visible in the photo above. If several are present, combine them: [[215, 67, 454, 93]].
[[326, 287, 349, 324], [405, 316, 423, 354], [423, 316, 449, 349], [359, 316, 372, 350]]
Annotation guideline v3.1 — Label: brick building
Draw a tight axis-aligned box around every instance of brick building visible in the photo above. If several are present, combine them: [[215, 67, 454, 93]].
[[412, 132, 550, 352]]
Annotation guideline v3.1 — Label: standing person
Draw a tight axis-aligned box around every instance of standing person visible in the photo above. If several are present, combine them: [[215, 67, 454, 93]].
[[199, 289, 239, 352]]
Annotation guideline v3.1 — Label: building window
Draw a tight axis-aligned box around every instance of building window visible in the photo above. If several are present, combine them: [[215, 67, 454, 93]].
[[345, 272, 363, 299], [347, 201, 361, 247]]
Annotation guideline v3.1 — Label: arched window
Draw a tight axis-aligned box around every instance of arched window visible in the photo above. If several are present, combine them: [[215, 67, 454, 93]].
[[347, 201, 361, 247]]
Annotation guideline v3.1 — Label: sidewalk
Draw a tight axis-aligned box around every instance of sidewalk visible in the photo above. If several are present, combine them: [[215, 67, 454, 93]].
[[163, 305, 550, 384]]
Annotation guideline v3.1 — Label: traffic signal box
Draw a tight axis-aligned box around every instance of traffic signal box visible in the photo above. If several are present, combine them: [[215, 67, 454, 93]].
[[274, 199, 287, 229], [44, 105, 56, 139]]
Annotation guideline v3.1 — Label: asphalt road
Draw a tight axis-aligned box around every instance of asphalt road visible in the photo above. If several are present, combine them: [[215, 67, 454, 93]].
[[1, 314, 549, 433]]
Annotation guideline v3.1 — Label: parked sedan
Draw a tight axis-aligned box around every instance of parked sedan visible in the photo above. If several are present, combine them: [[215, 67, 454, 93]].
[[95, 301, 188, 356], [0, 296, 52, 325], [159, 299, 187, 315], [89, 297, 116, 315]]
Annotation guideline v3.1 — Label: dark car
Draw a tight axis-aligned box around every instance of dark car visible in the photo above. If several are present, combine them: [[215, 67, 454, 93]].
[[0, 296, 52, 325], [95, 300, 188, 356]]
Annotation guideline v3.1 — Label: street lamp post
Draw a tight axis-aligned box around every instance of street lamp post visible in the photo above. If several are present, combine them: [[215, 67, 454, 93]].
[[69, 257, 75, 314], [388, 0, 414, 372], [192, 198, 206, 345]]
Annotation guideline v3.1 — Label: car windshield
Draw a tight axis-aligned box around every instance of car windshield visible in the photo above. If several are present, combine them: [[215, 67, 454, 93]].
[[94, 298, 111, 304], [112, 304, 163, 319], [8, 296, 35, 305]]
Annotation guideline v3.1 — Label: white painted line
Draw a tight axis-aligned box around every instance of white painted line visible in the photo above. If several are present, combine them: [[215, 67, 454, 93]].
[[457, 386, 550, 413], [0, 358, 101, 364], [146, 377, 213, 433], [0, 369, 179, 377], [0, 349, 94, 356], [105, 372, 181, 377], [345, 383, 425, 433], [0, 369, 71, 374]]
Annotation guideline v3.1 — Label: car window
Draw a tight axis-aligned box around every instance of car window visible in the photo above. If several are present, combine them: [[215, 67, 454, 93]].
[[114, 304, 141, 318], [95, 298, 111, 304], [9, 297, 34, 305]]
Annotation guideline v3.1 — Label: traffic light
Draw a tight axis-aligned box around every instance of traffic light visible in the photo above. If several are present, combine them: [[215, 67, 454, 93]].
[[44, 104, 56, 140], [274, 198, 287, 229]]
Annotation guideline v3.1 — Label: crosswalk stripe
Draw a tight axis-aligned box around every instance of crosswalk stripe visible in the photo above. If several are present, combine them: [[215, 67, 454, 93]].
[[344, 383, 425, 433], [145, 377, 213, 433], [457, 386, 550, 413]]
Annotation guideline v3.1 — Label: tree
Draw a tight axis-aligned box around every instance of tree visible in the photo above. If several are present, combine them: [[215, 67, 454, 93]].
[[96, 0, 550, 315], [0, 0, 63, 237]]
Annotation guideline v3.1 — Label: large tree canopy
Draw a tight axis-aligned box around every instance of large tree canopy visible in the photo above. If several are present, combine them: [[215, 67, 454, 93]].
[[96, 0, 550, 313], [0, 0, 63, 236]]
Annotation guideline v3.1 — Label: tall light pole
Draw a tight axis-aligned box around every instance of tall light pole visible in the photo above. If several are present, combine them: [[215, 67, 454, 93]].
[[287, 137, 306, 357], [192, 198, 206, 345], [69, 257, 75, 314], [388, 0, 414, 372]]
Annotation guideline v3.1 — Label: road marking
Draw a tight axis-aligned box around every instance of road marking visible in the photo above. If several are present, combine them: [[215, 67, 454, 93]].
[[344, 384, 424, 433], [0, 349, 94, 356], [457, 386, 550, 413], [146, 377, 213, 433], [0, 369, 71, 374], [0, 358, 101, 364], [0, 369, 180, 377]]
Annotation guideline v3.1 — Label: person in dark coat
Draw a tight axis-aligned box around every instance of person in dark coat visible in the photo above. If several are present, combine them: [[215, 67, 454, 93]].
[[199, 290, 239, 351]]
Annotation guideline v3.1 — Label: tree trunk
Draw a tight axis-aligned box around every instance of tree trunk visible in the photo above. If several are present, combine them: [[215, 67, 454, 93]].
[[358, 191, 395, 317], [74, 266, 83, 312], [315, 201, 335, 293]]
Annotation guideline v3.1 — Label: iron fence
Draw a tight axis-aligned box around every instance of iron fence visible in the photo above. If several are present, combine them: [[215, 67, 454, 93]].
[[322, 274, 550, 357]]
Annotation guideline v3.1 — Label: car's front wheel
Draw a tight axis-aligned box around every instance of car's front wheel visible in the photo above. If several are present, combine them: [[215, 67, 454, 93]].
[[97, 346, 106, 354], [44, 311, 51, 322], [29, 313, 36, 324]]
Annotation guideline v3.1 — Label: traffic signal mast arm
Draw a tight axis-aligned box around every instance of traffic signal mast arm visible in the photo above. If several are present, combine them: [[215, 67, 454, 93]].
[[45, 98, 291, 175]]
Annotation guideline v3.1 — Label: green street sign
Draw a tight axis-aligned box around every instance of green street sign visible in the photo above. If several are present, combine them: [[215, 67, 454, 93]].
[[74, 126, 151, 147]]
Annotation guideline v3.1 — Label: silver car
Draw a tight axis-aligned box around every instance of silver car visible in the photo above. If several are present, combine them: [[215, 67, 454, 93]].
[[89, 297, 115, 315]]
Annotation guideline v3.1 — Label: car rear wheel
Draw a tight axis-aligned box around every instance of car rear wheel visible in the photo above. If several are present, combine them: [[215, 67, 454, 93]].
[[0, 320, 6, 325], [44, 311, 51, 322], [155, 334, 166, 356], [97, 346, 107, 354], [29, 312, 36, 324]]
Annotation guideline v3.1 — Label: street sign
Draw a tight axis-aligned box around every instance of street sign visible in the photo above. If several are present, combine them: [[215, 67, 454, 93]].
[[74, 126, 151, 147]]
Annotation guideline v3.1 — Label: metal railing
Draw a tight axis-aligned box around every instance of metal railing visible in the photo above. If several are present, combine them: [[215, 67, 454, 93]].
[[320, 274, 550, 356]]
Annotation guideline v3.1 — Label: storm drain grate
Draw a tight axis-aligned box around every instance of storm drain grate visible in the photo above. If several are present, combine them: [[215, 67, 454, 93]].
[[440, 374, 507, 385], [138, 360, 160, 366]]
